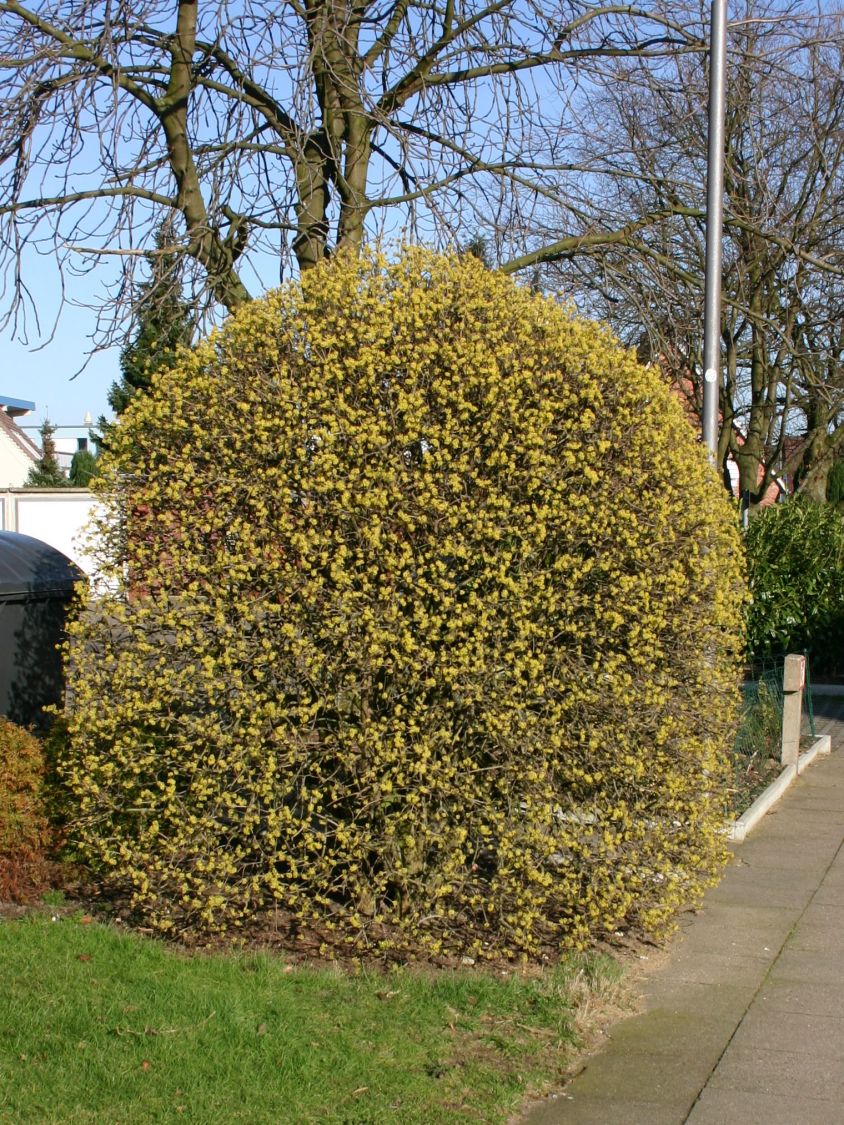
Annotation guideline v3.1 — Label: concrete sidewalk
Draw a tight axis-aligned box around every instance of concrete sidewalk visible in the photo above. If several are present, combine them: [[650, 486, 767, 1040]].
[[522, 694, 844, 1125]]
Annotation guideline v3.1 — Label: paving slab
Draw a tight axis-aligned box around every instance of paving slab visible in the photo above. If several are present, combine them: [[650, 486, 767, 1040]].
[[604, 1009, 738, 1055], [785, 920, 844, 952], [707, 861, 820, 890], [641, 979, 757, 1016], [767, 947, 844, 985], [809, 881, 844, 906], [649, 949, 771, 988], [750, 978, 844, 1016], [555, 1046, 719, 1104], [721, 842, 833, 871], [523, 1095, 693, 1125], [737, 824, 844, 849], [794, 901, 844, 929], [769, 794, 844, 811], [788, 771, 844, 787], [686, 1086, 839, 1125], [814, 852, 844, 875], [703, 877, 814, 909], [518, 717, 844, 1124], [704, 1044, 844, 1099], [710, 1005, 844, 1059]]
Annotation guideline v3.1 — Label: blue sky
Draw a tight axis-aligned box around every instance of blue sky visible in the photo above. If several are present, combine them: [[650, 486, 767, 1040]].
[[1, 320, 116, 437], [0, 254, 118, 438], [2, 0, 825, 440], [0, 220, 416, 440], [0, 0, 570, 434]]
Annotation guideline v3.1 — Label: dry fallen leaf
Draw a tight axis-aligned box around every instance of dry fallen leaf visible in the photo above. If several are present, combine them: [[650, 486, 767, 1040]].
[[141, 1060, 151, 1071]]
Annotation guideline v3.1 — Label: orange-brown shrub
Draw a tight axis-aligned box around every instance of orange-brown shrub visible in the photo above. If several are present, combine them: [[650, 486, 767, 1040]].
[[0, 718, 50, 901]]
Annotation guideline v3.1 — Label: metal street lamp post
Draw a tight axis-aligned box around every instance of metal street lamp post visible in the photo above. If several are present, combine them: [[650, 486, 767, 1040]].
[[702, 0, 728, 460]]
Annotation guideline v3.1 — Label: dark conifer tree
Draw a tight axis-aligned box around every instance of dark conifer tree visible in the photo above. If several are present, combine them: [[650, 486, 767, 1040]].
[[106, 222, 194, 420], [25, 421, 68, 487]]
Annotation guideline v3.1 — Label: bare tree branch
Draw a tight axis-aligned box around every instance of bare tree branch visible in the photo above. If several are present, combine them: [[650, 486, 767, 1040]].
[[0, 0, 713, 350], [539, 2, 844, 503]]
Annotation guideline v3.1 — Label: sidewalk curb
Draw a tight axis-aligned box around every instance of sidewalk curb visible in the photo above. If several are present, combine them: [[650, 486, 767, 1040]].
[[727, 734, 832, 843]]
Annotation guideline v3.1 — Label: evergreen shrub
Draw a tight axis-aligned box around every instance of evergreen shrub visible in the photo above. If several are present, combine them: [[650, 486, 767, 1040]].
[[69, 448, 99, 487], [62, 249, 746, 956], [746, 498, 844, 674], [826, 460, 844, 506], [25, 421, 69, 488], [0, 718, 50, 900]]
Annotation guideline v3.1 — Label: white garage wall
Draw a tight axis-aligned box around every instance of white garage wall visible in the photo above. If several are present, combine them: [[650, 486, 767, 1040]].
[[0, 489, 103, 575]]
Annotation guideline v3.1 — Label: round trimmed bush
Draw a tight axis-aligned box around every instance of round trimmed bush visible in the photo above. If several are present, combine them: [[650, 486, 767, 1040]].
[[63, 248, 745, 956]]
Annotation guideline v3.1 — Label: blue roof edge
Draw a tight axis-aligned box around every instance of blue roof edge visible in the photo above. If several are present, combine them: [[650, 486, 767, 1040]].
[[0, 395, 36, 416]]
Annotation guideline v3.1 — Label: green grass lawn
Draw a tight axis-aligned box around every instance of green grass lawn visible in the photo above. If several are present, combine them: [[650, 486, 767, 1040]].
[[0, 912, 626, 1123]]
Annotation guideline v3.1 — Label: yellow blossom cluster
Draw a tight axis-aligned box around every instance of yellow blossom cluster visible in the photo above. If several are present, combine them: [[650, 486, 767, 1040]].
[[61, 247, 746, 957]]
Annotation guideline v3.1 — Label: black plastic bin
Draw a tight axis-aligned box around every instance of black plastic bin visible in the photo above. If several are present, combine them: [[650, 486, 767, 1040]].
[[0, 530, 83, 730]]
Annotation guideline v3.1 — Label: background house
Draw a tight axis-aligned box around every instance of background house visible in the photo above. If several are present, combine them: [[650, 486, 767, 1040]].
[[0, 394, 101, 574], [0, 395, 39, 487], [668, 374, 785, 508], [53, 435, 93, 474]]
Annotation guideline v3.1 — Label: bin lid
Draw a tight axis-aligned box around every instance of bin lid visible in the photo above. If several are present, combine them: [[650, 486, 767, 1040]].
[[0, 530, 82, 599]]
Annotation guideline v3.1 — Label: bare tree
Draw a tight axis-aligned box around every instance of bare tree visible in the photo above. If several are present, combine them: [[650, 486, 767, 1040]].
[[536, 1, 844, 504], [0, 0, 702, 349]]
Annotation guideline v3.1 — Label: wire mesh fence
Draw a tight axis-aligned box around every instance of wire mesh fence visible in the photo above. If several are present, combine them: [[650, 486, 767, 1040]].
[[744, 653, 815, 741], [730, 653, 816, 815]]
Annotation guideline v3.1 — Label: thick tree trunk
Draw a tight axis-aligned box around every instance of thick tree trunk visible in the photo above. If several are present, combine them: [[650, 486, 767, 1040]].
[[799, 461, 832, 504], [736, 440, 765, 504], [797, 428, 835, 503], [158, 0, 252, 311], [295, 0, 373, 271], [293, 133, 333, 271], [335, 113, 372, 255]]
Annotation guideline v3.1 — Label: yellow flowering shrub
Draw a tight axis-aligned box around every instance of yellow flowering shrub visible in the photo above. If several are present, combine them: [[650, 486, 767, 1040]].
[[62, 248, 746, 956]]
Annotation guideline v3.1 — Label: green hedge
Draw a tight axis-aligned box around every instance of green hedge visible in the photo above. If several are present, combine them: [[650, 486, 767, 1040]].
[[746, 498, 844, 674]]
